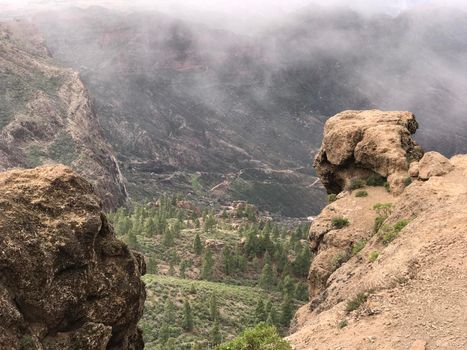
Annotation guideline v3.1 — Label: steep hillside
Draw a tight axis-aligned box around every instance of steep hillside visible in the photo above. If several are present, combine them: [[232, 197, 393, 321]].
[[288, 110, 467, 349], [0, 20, 127, 209], [0, 165, 146, 349]]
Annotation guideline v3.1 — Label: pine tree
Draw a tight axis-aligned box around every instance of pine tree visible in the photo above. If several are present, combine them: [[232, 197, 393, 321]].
[[209, 294, 219, 320], [292, 246, 311, 278], [147, 256, 158, 274], [163, 228, 174, 247], [266, 305, 278, 326], [179, 260, 188, 278], [182, 300, 194, 331], [163, 299, 175, 323], [279, 295, 294, 327], [193, 233, 203, 255], [221, 247, 234, 275], [255, 299, 267, 323], [201, 248, 214, 281], [282, 275, 295, 298], [127, 230, 138, 249], [294, 282, 309, 301], [143, 217, 156, 237], [159, 321, 170, 345], [259, 263, 274, 289], [210, 320, 222, 346]]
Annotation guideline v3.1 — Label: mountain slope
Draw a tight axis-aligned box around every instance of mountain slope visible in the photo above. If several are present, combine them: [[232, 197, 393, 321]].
[[288, 110, 467, 349], [0, 20, 127, 209]]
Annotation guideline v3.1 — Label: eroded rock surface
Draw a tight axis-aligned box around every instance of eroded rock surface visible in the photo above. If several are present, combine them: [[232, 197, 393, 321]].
[[288, 112, 467, 350], [0, 166, 146, 350], [314, 110, 424, 194]]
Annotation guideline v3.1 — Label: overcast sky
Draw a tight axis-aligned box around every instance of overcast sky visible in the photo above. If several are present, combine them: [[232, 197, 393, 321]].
[[1, 0, 466, 23]]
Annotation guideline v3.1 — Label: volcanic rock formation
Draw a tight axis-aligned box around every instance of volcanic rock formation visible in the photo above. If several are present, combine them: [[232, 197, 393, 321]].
[[288, 111, 467, 349], [0, 166, 146, 350], [314, 110, 424, 194]]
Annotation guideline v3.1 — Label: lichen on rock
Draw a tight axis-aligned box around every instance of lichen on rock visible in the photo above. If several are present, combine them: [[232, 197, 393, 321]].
[[0, 165, 145, 350]]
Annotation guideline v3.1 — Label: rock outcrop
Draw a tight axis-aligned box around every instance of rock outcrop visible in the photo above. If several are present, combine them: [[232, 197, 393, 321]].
[[0, 21, 127, 210], [0, 166, 146, 350], [314, 110, 424, 194], [288, 111, 467, 350]]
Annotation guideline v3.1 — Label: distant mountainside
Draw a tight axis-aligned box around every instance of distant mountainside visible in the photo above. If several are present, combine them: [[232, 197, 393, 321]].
[[0, 20, 127, 209], [3, 5, 466, 215]]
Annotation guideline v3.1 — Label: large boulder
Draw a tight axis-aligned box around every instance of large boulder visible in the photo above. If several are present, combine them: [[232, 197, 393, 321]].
[[417, 151, 454, 180], [0, 166, 146, 349], [314, 110, 424, 194]]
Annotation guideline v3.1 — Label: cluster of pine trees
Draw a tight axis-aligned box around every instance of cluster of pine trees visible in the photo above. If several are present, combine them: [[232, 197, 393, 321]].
[[108, 197, 313, 349]]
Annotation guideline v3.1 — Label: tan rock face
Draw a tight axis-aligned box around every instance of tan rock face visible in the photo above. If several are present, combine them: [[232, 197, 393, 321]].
[[288, 114, 467, 350], [418, 151, 454, 180], [0, 166, 146, 350], [314, 110, 423, 194]]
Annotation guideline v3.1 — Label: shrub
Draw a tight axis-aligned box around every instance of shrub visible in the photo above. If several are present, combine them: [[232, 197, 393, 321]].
[[394, 219, 409, 233], [328, 193, 337, 203], [373, 203, 393, 217], [345, 292, 368, 313], [373, 216, 385, 234], [355, 190, 368, 198], [366, 174, 386, 186], [331, 217, 349, 229], [349, 178, 366, 190], [351, 240, 367, 256], [330, 252, 350, 272], [380, 219, 409, 244], [337, 320, 348, 329], [368, 251, 379, 263], [380, 225, 398, 244], [216, 323, 292, 350]]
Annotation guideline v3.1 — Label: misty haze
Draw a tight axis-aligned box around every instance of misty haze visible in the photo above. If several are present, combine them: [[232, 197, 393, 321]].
[[0, 1, 466, 349]]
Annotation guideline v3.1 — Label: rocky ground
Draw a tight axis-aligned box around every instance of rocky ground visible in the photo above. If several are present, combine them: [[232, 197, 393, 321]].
[[288, 110, 467, 350]]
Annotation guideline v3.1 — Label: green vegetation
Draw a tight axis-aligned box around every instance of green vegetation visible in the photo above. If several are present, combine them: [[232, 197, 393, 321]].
[[379, 219, 410, 245], [108, 197, 312, 348], [191, 173, 204, 192], [328, 193, 337, 203], [349, 178, 366, 190], [373, 203, 393, 234], [366, 174, 387, 187], [337, 320, 348, 329], [216, 323, 292, 350], [345, 292, 368, 313], [331, 217, 349, 229], [351, 240, 367, 256], [368, 251, 379, 263], [330, 251, 350, 272], [355, 190, 368, 197]]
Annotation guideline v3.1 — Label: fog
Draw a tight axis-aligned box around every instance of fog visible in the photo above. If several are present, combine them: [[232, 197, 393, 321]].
[[1, 0, 467, 159]]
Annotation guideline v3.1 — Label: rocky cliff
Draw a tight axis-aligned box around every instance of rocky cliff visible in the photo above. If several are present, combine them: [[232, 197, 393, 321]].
[[288, 110, 467, 349], [0, 165, 146, 349], [0, 20, 127, 210]]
